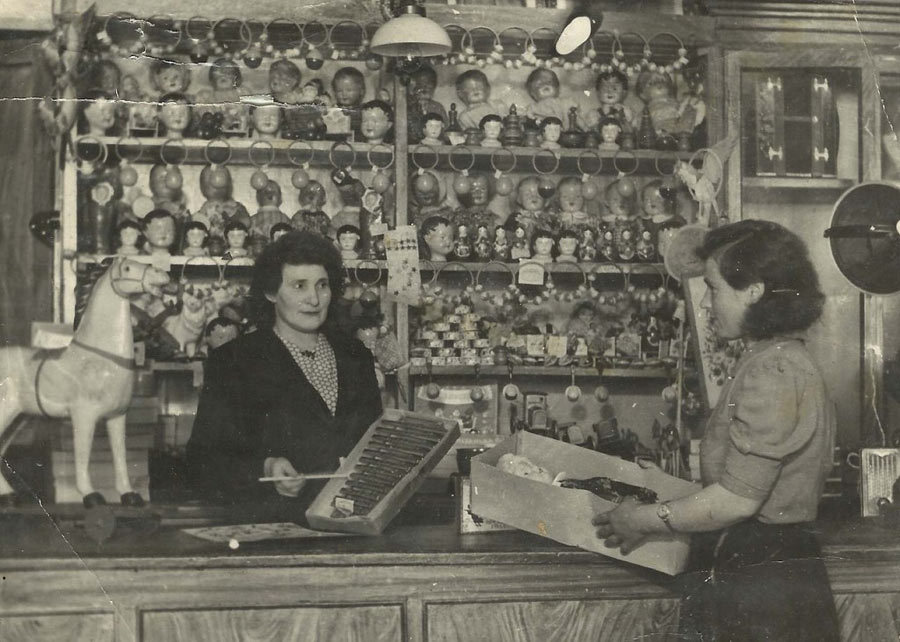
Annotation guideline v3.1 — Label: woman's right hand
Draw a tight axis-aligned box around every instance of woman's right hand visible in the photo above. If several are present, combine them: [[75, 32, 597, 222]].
[[264, 457, 305, 497]]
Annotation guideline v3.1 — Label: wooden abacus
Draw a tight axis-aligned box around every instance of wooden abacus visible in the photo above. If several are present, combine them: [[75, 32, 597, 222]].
[[305, 409, 460, 535]]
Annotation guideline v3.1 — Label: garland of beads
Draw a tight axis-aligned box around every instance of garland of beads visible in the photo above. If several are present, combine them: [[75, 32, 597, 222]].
[[470, 261, 521, 317]]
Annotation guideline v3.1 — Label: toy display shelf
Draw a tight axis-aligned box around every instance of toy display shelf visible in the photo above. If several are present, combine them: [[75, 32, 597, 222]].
[[407, 365, 675, 379]]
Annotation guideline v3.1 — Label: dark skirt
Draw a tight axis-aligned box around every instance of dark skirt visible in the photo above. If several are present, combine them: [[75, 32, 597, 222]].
[[677, 520, 840, 642]]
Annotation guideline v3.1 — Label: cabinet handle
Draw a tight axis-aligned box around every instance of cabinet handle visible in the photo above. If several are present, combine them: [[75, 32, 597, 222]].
[[766, 77, 782, 91], [813, 77, 830, 93], [813, 147, 830, 162], [767, 145, 783, 161]]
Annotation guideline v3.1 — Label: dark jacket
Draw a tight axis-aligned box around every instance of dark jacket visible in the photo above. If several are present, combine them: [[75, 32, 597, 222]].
[[186, 327, 382, 503]]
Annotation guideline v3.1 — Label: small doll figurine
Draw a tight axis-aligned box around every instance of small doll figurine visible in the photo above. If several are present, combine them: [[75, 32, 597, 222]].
[[359, 100, 393, 144], [407, 64, 447, 123], [635, 70, 683, 136], [419, 215, 454, 262], [303, 79, 332, 107], [223, 220, 250, 258], [479, 114, 503, 147], [556, 176, 597, 232], [115, 220, 143, 255], [204, 317, 241, 351], [454, 223, 472, 259], [290, 180, 331, 238], [594, 70, 633, 131], [603, 178, 639, 261], [507, 176, 550, 237], [599, 227, 616, 262], [598, 116, 622, 150], [455, 69, 505, 131], [473, 224, 492, 261], [143, 209, 176, 255], [509, 224, 530, 260], [524, 68, 567, 127], [183, 220, 210, 256], [530, 229, 556, 264], [332, 67, 366, 139], [636, 228, 656, 262], [269, 59, 303, 104], [192, 164, 251, 240], [539, 117, 563, 150], [566, 301, 596, 338], [557, 229, 579, 263], [270, 221, 293, 242], [251, 179, 290, 240], [493, 226, 510, 261], [579, 227, 597, 261], [149, 59, 191, 97], [79, 89, 117, 135], [421, 112, 445, 146], [251, 101, 282, 139], [158, 93, 192, 139], [337, 224, 361, 260]]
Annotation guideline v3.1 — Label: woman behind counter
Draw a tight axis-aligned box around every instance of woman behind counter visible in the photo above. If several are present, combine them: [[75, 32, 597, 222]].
[[186, 231, 382, 503], [594, 219, 839, 641]]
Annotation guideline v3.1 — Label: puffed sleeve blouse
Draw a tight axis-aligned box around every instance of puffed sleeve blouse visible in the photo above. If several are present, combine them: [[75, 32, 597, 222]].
[[699, 338, 836, 524]]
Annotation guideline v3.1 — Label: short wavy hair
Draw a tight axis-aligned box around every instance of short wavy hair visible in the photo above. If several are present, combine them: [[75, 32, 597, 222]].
[[249, 231, 345, 329], [696, 219, 825, 339]]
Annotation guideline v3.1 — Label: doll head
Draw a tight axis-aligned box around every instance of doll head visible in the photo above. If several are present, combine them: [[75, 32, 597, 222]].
[[120, 74, 141, 99], [596, 70, 628, 107], [360, 100, 393, 143], [269, 59, 302, 97], [526, 68, 560, 103], [455, 69, 490, 108], [636, 70, 675, 103], [530, 228, 556, 259], [420, 215, 454, 260], [150, 59, 191, 95], [303, 79, 332, 106], [199, 164, 233, 200], [117, 219, 143, 252], [92, 60, 122, 94], [557, 177, 584, 213], [80, 89, 117, 135], [641, 179, 674, 219], [205, 316, 241, 350], [297, 180, 327, 211], [337, 224, 361, 253], [209, 58, 242, 91], [184, 220, 209, 250], [149, 163, 182, 201], [572, 301, 594, 325], [458, 172, 493, 208], [407, 64, 438, 103], [540, 117, 563, 144], [224, 220, 249, 249], [270, 222, 292, 241], [332, 67, 366, 108], [158, 92, 192, 137], [143, 209, 176, 251], [605, 179, 638, 220], [256, 179, 283, 208], [412, 171, 442, 207], [598, 116, 622, 146], [422, 112, 445, 142], [515, 176, 545, 213], [479, 113, 503, 142], [558, 229, 579, 257], [252, 102, 282, 137]]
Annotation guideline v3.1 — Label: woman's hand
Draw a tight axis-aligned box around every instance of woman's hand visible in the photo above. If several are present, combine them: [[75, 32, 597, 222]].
[[592, 497, 652, 555], [264, 457, 305, 497]]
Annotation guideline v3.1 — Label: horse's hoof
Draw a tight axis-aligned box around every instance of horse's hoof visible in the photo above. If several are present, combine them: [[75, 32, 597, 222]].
[[120, 492, 144, 508], [83, 492, 107, 509]]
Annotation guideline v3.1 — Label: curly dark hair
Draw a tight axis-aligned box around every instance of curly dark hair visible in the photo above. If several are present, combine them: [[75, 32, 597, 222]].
[[695, 219, 825, 339], [249, 230, 345, 329]]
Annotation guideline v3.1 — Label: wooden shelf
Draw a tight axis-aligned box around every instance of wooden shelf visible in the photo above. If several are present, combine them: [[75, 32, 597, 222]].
[[407, 365, 674, 379], [74, 254, 254, 267], [422, 262, 668, 277], [742, 176, 855, 190]]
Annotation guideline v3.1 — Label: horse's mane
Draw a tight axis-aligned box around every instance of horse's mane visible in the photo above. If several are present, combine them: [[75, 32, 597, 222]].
[[73, 260, 113, 329]]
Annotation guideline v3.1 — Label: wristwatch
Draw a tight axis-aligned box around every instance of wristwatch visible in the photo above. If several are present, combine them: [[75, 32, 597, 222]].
[[657, 502, 675, 532]]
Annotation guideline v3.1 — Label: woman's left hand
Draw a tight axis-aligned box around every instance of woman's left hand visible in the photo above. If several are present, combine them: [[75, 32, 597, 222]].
[[592, 497, 651, 555]]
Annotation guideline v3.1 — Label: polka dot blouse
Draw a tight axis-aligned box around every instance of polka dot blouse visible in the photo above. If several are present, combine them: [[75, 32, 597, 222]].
[[274, 330, 339, 416]]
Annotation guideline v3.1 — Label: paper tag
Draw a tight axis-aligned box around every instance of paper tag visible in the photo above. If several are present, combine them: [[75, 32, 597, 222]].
[[546, 335, 568, 358], [518, 262, 545, 286], [334, 496, 355, 516], [384, 225, 422, 305], [526, 334, 546, 356]]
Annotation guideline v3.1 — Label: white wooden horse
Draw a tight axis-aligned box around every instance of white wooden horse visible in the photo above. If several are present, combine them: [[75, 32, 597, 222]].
[[0, 256, 169, 507]]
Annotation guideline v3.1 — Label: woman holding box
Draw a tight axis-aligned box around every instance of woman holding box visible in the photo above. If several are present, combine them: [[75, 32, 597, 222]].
[[594, 220, 839, 641]]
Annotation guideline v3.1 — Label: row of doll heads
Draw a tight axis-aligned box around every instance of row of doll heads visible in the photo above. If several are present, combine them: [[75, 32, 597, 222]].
[[412, 171, 677, 218], [117, 210, 254, 251]]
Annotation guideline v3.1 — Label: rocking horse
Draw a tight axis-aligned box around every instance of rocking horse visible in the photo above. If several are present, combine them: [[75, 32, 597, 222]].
[[0, 256, 169, 508]]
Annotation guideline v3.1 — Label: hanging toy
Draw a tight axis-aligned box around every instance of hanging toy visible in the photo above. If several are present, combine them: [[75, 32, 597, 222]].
[[248, 140, 274, 190], [115, 137, 142, 187], [450, 146, 475, 197], [594, 384, 610, 402], [425, 359, 441, 399], [470, 363, 484, 402], [565, 364, 582, 401], [533, 149, 559, 199], [502, 362, 520, 400], [577, 150, 602, 201], [303, 20, 327, 70], [491, 147, 516, 196]]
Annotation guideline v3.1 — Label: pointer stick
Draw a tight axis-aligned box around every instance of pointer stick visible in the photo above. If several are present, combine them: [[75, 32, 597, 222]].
[[259, 473, 349, 482]]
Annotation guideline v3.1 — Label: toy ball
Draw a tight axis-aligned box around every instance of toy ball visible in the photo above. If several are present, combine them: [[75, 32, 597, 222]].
[[502, 383, 520, 400], [372, 171, 392, 194], [306, 52, 324, 71], [426, 382, 441, 399], [359, 289, 380, 308], [414, 172, 437, 194], [291, 168, 310, 189], [365, 54, 383, 71], [581, 180, 599, 200], [616, 178, 636, 197], [565, 385, 582, 401], [208, 166, 230, 189], [594, 385, 610, 402], [164, 167, 183, 190], [119, 164, 138, 187], [495, 175, 515, 196], [244, 49, 262, 69], [250, 170, 269, 190], [538, 179, 556, 199], [453, 174, 472, 195], [470, 387, 484, 402], [189, 49, 209, 64]]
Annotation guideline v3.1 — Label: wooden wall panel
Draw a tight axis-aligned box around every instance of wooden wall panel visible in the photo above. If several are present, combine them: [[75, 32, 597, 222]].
[[0, 613, 114, 642], [141, 605, 403, 642], [426, 599, 680, 642]]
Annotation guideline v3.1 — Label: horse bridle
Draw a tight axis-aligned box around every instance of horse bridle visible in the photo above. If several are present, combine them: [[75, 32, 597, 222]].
[[109, 258, 154, 299]]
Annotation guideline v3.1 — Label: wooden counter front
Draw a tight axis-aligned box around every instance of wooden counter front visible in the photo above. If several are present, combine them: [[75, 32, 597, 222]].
[[0, 501, 898, 642]]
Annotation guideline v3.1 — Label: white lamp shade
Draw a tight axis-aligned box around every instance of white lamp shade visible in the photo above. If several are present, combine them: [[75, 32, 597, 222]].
[[370, 14, 452, 58]]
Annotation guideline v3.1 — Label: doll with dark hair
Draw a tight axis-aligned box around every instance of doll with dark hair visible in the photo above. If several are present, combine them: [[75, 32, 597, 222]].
[[359, 99, 393, 144], [223, 220, 250, 259], [539, 116, 563, 150], [158, 92, 192, 139], [270, 221, 292, 242], [115, 219, 144, 255], [251, 180, 290, 240], [530, 228, 556, 264], [291, 180, 331, 238], [556, 229, 579, 263], [419, 215, 454, 262], [78, 89, 118, 136], [336, 224, 361, 260], [143, 209, 177, 255], [593, 70, 632, 131], [479, 113, 503, 148], [183, 220, 210, 256], [421, 112, 445, 146]]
